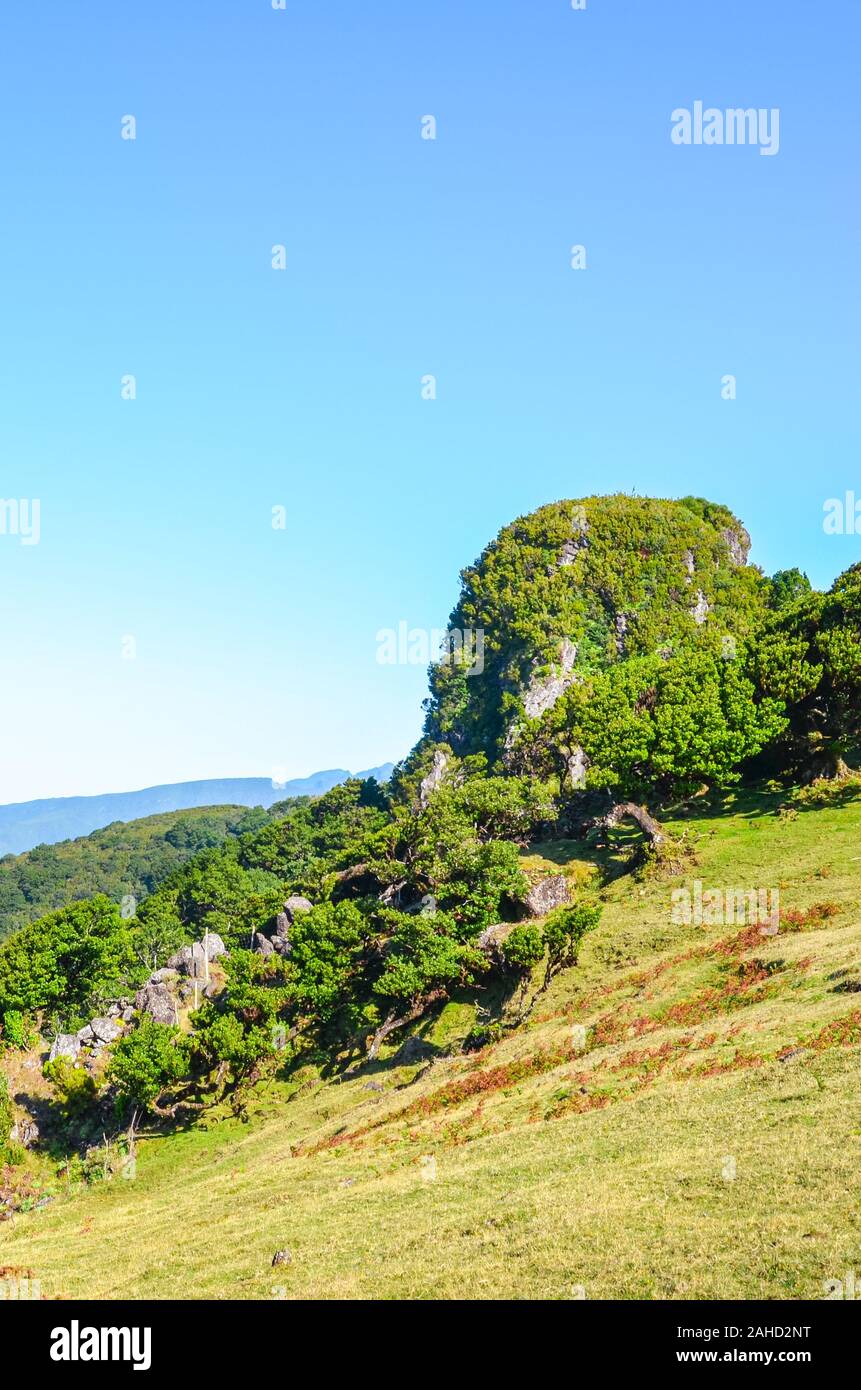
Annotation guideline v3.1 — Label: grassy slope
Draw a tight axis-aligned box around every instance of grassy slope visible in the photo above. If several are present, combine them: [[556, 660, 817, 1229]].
[[3, 786, 861, 1300], [0, 805, 255, 942]]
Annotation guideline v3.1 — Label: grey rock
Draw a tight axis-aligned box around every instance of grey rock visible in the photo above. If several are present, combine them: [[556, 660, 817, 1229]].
[[721, 525, 750, 568], [363, 1081, 384, 1092], [121, 1006, 136, 1023], [255, 932, 275, 957], [683, 548, 696, 577], [271, 1249, 292, 1267], [522, 638, 579, 721], [106, 1004, 121, 1019], [524, 874, 570, 918], [76, 1024, 96, 1046], [419, 749, 449, 809], [148, 968, 179, 985], [203, 932, 228, 961], [477, 922, 515, 954], [166, 943, 208, 978], [281, 896, 313, 924], [48, 1034, 80, 1064], [690, 590, 710, 626], [90, 1017, 123, 1045], [10, 1119, 39, 1148], [134, 982, 177, 1026], [556, 510, 589, 568], [567, 745, 589, 790]]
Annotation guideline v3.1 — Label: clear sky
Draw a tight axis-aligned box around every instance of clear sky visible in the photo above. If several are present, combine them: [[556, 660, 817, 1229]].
[[0, 0, 858, 803]]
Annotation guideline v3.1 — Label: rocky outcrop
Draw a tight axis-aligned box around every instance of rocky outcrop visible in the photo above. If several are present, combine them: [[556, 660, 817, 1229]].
[[165, 934, 227, 978], [690, 590, 710, 625], [522, 638, 579, 721], [566, 745, 589, 790], [48, 1034, 79, 1064], [282, 896, 313, 922], [419, 749, 449, 808], [90, 1017, 123, 1045], [134, 981, 178, 1026], [524, 874, 570, 918], [10, 1118, 39, 1148], [556, 510, 589, 569], [721, 526, 750, 567], [476, 921, 518, 964], [255, 895, 313, 956]]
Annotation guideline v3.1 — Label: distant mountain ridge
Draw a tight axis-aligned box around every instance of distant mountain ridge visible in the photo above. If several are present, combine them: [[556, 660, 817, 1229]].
[[0, 766, 394, 857]]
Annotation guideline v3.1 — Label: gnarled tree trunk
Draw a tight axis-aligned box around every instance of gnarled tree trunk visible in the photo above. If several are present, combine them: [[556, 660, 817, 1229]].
[[366, 989, 446, 1062], [594, 801, 665, 846]]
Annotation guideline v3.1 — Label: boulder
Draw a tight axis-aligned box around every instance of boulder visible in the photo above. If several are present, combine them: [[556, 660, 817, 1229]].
[[203, 932, 228, 961], [134, 982, 178, 1026], [11, 1118, 39, 1148], [476, 922, 516, 960], [48, 1034, 80, 1064], [254, 933, 275, 957], [281, 896, 313, 925], [121, 1006, 136, 1023], [166, 935, 228, 976], [76, 1024, 95, 1046], [90, 1017, 123, 1045], [166, 943, 208, 978], [524, 874, 570, 918], [148, 968, 179, 985]]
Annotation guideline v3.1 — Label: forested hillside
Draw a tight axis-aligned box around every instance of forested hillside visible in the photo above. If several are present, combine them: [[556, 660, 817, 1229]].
[[0, 805, 277, 944]]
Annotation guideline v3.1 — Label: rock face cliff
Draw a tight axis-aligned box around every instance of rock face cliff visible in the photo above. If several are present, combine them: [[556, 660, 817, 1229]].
[[423, 494, 762, 763]]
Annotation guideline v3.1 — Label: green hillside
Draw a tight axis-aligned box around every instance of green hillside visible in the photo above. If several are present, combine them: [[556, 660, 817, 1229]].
[[2, 783, 860, 1299], [0, 805, 272, 944], [0, 494, 859, 1302]]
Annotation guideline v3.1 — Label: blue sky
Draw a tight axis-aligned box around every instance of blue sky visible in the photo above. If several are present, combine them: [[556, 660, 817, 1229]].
[[0, 0, 858, 802]]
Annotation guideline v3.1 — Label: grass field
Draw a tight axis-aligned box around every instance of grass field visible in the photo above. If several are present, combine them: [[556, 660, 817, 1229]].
[[3, 785, 861, 1300]]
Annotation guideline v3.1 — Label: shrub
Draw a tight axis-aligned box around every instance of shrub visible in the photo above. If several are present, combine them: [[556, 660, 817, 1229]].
[[107, 1019, 190, 1114], [43, 1057, 98, 1124], [0, 1073, 15, 1162], [503, 924, 545, 973], [1, 1010, 32, 1050]]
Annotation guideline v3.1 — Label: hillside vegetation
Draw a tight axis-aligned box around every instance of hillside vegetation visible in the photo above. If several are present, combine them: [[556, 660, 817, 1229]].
[[0, 494, 859, 1300], [0, 805, 274, 944], [2, 785, 860, 1299]]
